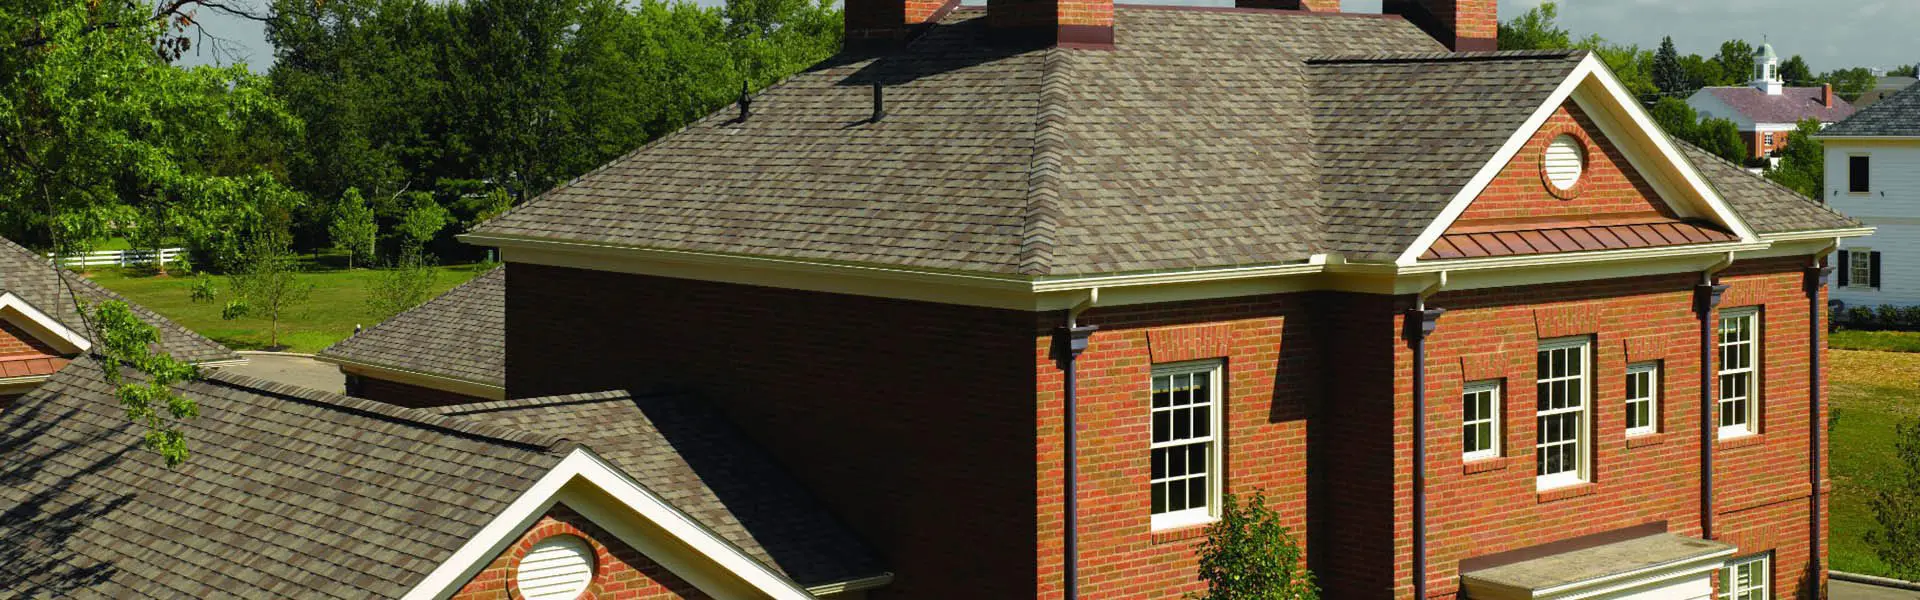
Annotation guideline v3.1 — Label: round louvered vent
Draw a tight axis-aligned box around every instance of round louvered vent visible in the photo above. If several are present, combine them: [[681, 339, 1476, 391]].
[[517, 535, 595, 600], [1544, 135, 1586, 191]]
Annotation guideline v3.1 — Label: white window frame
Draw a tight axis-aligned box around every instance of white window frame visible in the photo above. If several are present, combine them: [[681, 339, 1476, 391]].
[[1149, 360, 1225, 531], [1625, 362, 1660, 437], [1717, 308, 1761, 439], [1536, 337, 1591, 490], [1847, 248, 1873, 289], [1719, 554, 1770, 600], [1463, 381, 1502, 462]]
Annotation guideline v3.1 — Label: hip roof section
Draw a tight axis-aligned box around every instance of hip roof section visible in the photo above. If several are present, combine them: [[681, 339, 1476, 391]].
[[1823, 82, 1920, 137], [320, 266, 505, 387], [0, 237, 236, 364]]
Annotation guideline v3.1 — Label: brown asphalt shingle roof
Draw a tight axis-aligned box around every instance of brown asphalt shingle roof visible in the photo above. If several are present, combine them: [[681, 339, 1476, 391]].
[[433, 392, 885, 587], [0, 237, 235, 364], [1675, 141, 1862, 234], [0, 360, 568, 599], [319, 266, 505, 387]]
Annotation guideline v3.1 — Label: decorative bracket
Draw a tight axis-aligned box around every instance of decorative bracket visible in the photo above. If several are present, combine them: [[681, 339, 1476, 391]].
[[1405, 308, 1446, 342], [1695, 283, 1730, 317], [1051, 325, 1098, 369]]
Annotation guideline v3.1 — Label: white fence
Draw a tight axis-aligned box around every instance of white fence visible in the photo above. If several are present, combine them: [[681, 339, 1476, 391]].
[[48, 248, 186, 268]]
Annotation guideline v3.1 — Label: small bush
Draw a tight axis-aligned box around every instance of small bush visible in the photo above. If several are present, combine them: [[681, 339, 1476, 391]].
[[1190, 491, 1318, 600], [1835, 304, 1920, 332]]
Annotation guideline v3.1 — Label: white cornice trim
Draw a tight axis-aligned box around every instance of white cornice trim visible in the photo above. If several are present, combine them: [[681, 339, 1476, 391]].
[[0, 292, 91, 353], [1757, 227, 1876, 242], [402, 447, 823, 600], [316, 355, 507, 401]]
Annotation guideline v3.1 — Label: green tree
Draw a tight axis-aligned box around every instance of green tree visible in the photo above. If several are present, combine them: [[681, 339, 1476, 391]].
[[1779, 55, 1813, 86], [1652, 37, 1688, 98], [90, 300, 201, 467], [1679, 54, 1725, 90], [222, 234, 315, 350], [1714, 40, 1757, 87], [1650, 98, 1698, 139], [1765, 119, 1825, 199], [329, 188, 379, 269], [1497, 2, 1571, 51], [1690, 118, 1749, 164], [391, 192, 451, 254], [366, 251, 439, 320], [1579, 36, 1657, 100], [1870, 419, 1920, 580], [1, 0, 302, 255], [1817, 68, 1878, 102], [1189, 491, 1318, 600], [1894, 65, 1919, 78]]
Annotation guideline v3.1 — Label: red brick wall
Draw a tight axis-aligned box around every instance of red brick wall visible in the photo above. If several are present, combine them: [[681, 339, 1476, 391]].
[[0, 319, 60, 358], [1035, 294, 1324, 598], [453, 504, 709, 600], [1455, 102, 1679, 229], [349, 373, 492, 408], [985, 0, 1113, 29], [1404, 257, 1824, 600], [506, 264, 1039, 600]]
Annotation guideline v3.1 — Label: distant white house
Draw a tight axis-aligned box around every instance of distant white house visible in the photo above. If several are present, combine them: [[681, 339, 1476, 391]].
[[1822, 82, 1920, 306], [1688, 43, 1856, 161]]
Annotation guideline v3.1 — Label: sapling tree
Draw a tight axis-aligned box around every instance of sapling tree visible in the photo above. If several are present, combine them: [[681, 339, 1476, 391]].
[[1190, 491, 1319, 600], [222, 235, 314, 350], [366, 250, 439, 321], [328, 188, 378, 269], [90, 301, 200, 468], [1869, 419, 1920, 580]]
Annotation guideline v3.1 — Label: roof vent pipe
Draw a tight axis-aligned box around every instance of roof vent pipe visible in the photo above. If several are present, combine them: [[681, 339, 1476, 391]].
[[871, 81, 886, 123], [737, 80, 752, 122]]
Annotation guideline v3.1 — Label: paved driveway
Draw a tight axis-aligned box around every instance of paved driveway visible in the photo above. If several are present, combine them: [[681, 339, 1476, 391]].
[[1835, 579, 1920, 600], [219, 352, 346, 394]]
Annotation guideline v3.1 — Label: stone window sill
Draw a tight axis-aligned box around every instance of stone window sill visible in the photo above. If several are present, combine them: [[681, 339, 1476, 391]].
[[1716, 433, 1767, 451], [1151, 523, 1212, 545], [1463, 456, 1512, 475], [1537, 482, 1597, 504], [1627, 433, 1669, 449]]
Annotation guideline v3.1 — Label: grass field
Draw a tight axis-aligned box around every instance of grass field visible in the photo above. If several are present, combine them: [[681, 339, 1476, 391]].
[[1831, 329, 1920, 353], [87, 264, 487, 353], [1829, 349, 1919, 579]]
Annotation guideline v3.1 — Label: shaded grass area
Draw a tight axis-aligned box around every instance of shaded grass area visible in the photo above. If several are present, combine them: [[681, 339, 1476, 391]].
[[1828, 349, 1920, 578], [1831, 329, 1920, 353], [86, 264, 486, 354]]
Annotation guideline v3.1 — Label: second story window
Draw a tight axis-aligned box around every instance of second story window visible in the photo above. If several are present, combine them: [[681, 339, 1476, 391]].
[[1718, 308, 1761, 439], [1626, 362, 1659, 437], [1151, 361, 1223, 530], [1849, 155, 1871, 193], [1463, 381, 1502, 461], [1840, 248, 1879, 289], [1537, 337, 1590, 490], [1763, 132, 1775, 147]]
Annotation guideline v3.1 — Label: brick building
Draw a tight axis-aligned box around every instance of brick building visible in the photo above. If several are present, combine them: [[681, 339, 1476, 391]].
[[446, 0, 1868, 598], [1686, 43, 1856, 160]]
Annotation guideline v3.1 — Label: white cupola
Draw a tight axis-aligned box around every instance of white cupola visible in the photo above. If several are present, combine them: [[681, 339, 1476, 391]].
[[1753, 41, 1783, 95]]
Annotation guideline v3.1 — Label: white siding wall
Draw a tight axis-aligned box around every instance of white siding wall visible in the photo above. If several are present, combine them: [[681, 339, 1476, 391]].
[[1826, 140, 1920, 306]]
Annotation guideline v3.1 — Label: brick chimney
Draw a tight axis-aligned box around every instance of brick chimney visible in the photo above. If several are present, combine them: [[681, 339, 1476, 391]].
[[986, 0, 1115, 48], [1823, 83, 1836, 108], [1234, 0, 1342, 10], [1382, 0, 1497, 52], [845, 0, 950, 49]]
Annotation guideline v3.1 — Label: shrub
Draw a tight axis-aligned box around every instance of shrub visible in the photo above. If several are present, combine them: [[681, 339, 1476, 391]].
[[1868, 419, 1920, 579], [1190, 491, 1318, 600], [1835, 304, 1920, 332]]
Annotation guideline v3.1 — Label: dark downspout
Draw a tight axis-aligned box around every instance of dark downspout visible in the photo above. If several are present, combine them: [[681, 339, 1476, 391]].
[[1695, 283, 1729, 540], [1052, 323, 1097, 600], [1805, 264, 1832, 581], [1406, 307, 1445, 600]]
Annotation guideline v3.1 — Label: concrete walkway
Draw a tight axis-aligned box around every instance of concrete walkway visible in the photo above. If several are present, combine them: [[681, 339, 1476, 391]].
[[220, 352, 346, 394], [1836, 579, 1920, 600]]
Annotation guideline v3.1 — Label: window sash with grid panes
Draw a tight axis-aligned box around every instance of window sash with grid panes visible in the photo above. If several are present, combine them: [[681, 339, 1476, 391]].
[[1463, 381, 1501, 461], [1718, 309, 1759, 439], [1850, 248, 1872, 288], [1536, 338, 1589, 490], [1719, 555, 1769, 600], [1150, 362, 1223, 530], [1625, 363, 1659, 437]]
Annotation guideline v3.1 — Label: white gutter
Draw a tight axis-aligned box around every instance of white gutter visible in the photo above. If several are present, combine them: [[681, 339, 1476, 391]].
[[1758, 227, 1876, 243], [315, 355, 508, 400]]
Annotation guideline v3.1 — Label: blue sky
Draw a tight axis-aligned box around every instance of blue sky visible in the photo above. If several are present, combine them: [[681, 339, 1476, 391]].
[[179, 0, 1918, 74]]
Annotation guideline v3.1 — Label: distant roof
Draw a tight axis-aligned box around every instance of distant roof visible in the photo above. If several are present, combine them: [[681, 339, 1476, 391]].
[[1824, 81, 1920, 137], [434, 392, 885, 587], [0, 237, 235, 364], [0, 361, 569, 598], [1699, 86, 1856, 125], [319, 266, 504, 388], [1675, 140, 1861, 233]]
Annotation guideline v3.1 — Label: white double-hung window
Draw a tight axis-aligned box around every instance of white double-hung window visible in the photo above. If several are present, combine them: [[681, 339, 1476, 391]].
[[1625, 363, 1659, 437], [1150, 361, 1224, 530], [1463, 381, 1501, 461], [1536, 337, 1590, 490], [1719, 554, 1770, 600], [1717, 308, 1761, 438]]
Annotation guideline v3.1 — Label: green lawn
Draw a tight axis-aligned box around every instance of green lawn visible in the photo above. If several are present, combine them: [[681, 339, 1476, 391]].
[[1828, 349, 1920, 579], [87, 264, 487, 353], [1831, 329, 1920, 353]]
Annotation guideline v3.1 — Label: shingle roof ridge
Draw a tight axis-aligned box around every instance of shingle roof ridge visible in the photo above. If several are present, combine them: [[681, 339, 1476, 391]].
[[316, 265, 502, 360], [1306, 49, 1585, 64], [429, 390, 636, 416], [1018, 47, 1071, 276], [1825, 81, 1920, 136], [1673, 138, 1862, 227], [198, 367, 573, 452]]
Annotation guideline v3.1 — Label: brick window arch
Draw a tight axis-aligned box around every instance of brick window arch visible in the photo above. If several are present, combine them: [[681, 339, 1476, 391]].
[[505, 519, 614, 600], [1538, 127, 1596, 200]]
